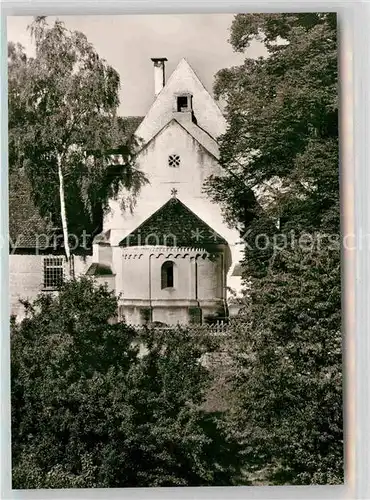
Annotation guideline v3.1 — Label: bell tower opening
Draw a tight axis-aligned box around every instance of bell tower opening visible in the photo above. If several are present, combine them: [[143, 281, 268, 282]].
[[176, 94, 192, 112], [177, 95, 188, 112]]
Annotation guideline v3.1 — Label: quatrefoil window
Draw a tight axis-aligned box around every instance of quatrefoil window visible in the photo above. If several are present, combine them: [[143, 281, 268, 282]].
[[168, 154, 180, 167]]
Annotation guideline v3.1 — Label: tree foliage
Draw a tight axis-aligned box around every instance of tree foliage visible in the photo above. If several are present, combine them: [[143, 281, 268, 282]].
[[11, 278, 239, 488], [206, 12, 338, 237], [8, 18, 146, 251], [205, 13, 342, 484], [226, 244, 342, 485]]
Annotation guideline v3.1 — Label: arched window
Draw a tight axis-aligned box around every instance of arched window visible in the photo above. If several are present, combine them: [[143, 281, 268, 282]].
[[161, 261, 174, 289]]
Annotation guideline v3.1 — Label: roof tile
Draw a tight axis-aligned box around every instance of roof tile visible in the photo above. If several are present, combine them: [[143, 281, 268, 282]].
[[119, 196, 228, 248]]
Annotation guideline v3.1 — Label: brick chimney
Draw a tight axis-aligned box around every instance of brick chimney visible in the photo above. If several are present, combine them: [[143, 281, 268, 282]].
[[151, 57, 168, 97]]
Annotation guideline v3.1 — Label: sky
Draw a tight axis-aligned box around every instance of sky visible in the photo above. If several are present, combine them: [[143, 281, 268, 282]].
[[7, 14, 265, 117]]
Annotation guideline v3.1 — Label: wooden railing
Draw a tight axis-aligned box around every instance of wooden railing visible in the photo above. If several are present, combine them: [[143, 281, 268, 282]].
[[126, 321, 231, 336]]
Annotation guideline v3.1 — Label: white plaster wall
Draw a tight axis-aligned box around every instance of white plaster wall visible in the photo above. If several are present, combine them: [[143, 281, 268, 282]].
[[111, 245, 125, 298], [103, 57, 244, 298], [105, 120, 224, 244], [124, 305, 190, 326], [122, 252, 149, 300], [94, 275, 116, 293], [105, 120, 243, 296], [121, 248, 200, 301], [119, 247, 225, 324], [151, 254, 193, 301], [152, 307, 189, 325], [106, 124, 242, 259], [74, 255, 93, 276], [197, 255, 223, 301], [9, 255, 43, 318], [9, 254, 92, 320]]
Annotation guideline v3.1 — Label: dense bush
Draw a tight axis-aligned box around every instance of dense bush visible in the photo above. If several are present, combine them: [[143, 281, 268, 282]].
[[11, 278, 240, 488]]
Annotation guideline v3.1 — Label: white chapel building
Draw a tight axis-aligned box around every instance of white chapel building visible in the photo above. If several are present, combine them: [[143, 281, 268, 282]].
[[9, 57, 243, 324]]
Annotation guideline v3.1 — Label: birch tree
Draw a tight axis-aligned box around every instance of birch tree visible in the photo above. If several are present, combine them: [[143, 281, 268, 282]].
[[8, 17, 146, 271]]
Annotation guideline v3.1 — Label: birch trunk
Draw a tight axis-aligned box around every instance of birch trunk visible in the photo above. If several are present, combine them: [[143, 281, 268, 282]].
[[57, 153, 71, 270]]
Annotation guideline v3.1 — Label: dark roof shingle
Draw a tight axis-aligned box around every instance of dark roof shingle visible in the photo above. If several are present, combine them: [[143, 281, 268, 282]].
[[119, 196, 228, 248], [118, 116, 143, 140], [9, 169, 57, 250], [86, 263, 114, 276]]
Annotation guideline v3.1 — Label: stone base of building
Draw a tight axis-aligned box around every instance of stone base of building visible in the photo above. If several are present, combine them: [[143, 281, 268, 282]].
[[119, 298, 227, 326]]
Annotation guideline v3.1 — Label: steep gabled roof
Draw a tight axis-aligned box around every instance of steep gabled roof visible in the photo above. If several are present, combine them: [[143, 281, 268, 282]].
[[86, 262, 114, 276], [119, 196, 228, 248], [9, 169, 58, 250], [138, 117, 219, 159], [135, 58, 227, 145], [87, 116, 144, 155], [116, 116, 143, 143]]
